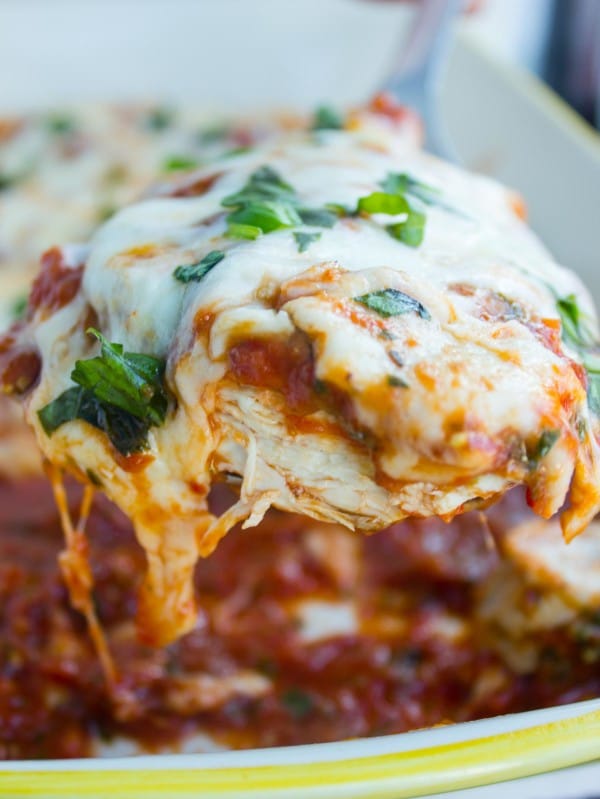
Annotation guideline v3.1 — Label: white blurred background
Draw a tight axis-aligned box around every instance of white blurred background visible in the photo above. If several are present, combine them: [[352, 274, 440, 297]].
[[1, 0, 599, 285]]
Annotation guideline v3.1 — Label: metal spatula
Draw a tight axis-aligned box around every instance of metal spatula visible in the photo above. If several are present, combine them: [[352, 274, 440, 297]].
[[380, 0, 462, 159]]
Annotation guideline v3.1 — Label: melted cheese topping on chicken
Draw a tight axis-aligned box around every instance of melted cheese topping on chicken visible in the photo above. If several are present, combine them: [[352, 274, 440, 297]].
[[12, 106, 600, 646]]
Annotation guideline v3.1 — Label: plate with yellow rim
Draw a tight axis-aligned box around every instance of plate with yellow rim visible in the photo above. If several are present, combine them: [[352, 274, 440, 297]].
[[2, 700, 600, 798], [2, 3, 600, 797]]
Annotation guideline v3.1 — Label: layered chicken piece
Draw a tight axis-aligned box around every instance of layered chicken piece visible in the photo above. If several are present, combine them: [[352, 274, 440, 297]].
[[2, 100, 599, 648], [0, 102, 326, 478]]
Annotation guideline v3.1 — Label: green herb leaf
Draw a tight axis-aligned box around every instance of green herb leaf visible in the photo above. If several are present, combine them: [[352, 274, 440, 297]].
[[222, 166, 294, 208], [294, 231, 322, 253], [162, 155, 199, 172], [281, 688, 314, 719], [380, 172, 439, 204], [227, 200, 302, 234], [11, 295, 28, 321], [226, 222, 262, 240], [387, 208, 426, 248], [222, 166, 339, 240], [38, 331, 168, 455], [96, 204, 117, 223], [556, 294, 600, 414], [312, 105, 344, 131], [531, 429, 560, 463], [354, 288, 430, 320], [357, 191, 410, 216], [196, 124, 230, 144], [46, 113, 77, 135], [297, 207, 338, 228], [71, 329, 167, 426], [173, 250, 225, 283], [143, 107, 173, 132], [38, 385, 154, 456], [0, 174, 16, 192], [325, 202, 353, 217], [387, 374, 409, 388]]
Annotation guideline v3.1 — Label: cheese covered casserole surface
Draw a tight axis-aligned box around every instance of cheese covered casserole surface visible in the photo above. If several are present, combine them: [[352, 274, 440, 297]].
[[1, 99, 600, 758], [3, 100, 600, 647]]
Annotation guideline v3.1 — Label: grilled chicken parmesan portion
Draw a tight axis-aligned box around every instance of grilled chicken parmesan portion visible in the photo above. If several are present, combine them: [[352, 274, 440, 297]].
[[3, 102, 600, 646]]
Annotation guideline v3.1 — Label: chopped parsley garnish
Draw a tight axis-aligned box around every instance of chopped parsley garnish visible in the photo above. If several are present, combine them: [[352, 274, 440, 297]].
[[352, 172, 451, 248], [0, 174, 16, 192], [227, 200, 302, 233], [387, 374, 409, 388], [297, 208, 338, 228], [529, 429, 560, 464], [556, 293, 600, 414], [357, 192, 410, 216], [162, 155, 199, 172], [281, 688, 314, 719], [354, 288, 430, 320], [227, 223, 262, 240], [11, 295, 28, 321], [38, 329, 168, 455], [222, 165, 294, 208], [196, 124, 230, 144], [294, 231, 321, 253], [143, 107, 173, 132], [381, 171, 460, 217], [387, 208, 426, 248], [173, 250, 225, 283], [380, 173, 440, 205], [222, 166, 337, 240], [96, 204, 117, 223], [312, 105, 344, 131], [46, 113, 77, 135]]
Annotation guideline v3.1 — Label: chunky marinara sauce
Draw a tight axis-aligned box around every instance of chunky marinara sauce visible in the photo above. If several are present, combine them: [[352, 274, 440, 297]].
[[0, 477, 599, 759]]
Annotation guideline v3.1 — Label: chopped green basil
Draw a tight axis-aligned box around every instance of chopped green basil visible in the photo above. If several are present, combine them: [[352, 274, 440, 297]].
[[143, 107, 173, 132], [530, 429, 560, 463], [281, 688, 314, 719], [355, 288, 430, 320], [325, 202, 353, 217], [173, 250, 225, 283], [357, 191, 410, 216], [294, 231, 321, 253], [96, 204, 117, 223], [387, 374, 409, 388], [162, 155, 199, 172], [556, 294, 600, 414], [46, 113, 76, 135], [312, 105, 344, 131], [222, 166, 337, 239], [222, 166, 294, 208], [297, 207, 338, 228], [353, 173, 442, 247], [227, 200, 302, 234], [387, 208, 426, 248], [0, 174, 16, 192], [196, 124, 230, 144], [226, 222, 262, 240], [11, 295, 28, 321], [380, 172, 440, 205], [38, 329, 168, 455]]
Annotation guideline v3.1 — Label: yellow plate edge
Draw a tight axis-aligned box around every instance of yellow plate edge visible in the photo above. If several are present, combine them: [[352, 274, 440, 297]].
[[2, 707, 599, 798]]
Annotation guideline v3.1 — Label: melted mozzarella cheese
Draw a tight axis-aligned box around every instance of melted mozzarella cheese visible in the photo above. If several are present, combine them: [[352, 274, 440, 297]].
[[16, 108, 600, 646]]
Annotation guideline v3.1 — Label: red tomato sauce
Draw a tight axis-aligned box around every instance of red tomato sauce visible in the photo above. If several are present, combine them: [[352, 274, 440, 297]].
[[0, 478, 599, 759]]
